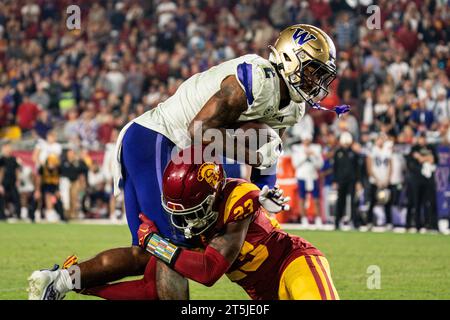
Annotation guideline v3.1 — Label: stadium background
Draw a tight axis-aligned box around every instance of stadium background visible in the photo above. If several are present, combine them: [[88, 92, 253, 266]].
[[0, 0, 449, 300]]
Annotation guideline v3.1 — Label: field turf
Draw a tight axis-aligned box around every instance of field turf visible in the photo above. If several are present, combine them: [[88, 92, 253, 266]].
[[0, 222, 449, 300]]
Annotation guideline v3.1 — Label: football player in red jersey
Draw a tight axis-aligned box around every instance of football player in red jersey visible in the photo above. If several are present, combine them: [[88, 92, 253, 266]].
[[137, 146, 339, 300], [28, 145, 338, 300]]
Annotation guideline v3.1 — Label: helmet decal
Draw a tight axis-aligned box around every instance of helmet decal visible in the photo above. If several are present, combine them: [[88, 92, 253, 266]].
[[292, 28, 317, 46], [197, 162, 221, 188]]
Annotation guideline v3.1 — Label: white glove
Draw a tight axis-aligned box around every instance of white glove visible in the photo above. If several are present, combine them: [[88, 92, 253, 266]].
[[255, 137, 283, 170], [421, 162, 436, 178], [258, 185, 290, 214]]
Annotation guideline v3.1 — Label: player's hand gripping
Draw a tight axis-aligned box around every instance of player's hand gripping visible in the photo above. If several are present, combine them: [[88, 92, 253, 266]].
[[137, 213, 159, 247], [258, 185, 290, 214]]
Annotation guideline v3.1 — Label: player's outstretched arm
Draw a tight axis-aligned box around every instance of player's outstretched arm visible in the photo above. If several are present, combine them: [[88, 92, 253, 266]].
[[188, 76, 263, 167], [142, 216, 252, 287]]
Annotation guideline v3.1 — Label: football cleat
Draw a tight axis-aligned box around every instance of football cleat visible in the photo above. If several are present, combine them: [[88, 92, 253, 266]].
[[27, 264, 66, 300]]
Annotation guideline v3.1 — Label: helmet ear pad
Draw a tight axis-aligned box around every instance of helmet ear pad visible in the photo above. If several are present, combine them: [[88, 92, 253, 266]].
[[268, 45, 304, 103]]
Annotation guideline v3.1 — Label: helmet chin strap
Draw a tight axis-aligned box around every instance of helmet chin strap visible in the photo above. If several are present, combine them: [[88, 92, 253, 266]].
[[283, 75, 304, 103], [310, 102, 351, 118]]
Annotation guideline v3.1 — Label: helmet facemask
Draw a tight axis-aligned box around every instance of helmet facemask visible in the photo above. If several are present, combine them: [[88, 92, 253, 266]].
[[162, 194, 219, 239], [270, 46, 336, 105], [292, 51, 336, 104]]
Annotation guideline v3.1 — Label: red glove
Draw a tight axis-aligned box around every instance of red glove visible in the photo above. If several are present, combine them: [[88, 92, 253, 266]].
[[137, 213, 159, 247]]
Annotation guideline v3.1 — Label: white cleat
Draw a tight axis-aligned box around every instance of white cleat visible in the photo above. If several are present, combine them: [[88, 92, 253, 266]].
[[27, 265, 65, 300]]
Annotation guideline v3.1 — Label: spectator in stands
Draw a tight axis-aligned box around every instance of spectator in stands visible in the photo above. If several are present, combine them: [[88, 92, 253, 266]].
[[388, 54, 410, 88], [406, 133, 439, 233], [16, 94, 40, 132], [77, 108, 99, 149], [333, 132, 362, 230], [291, 132, 324, 229], [433, 87, 450, 123], [63, 110, 80, 141], [269, 0, 286, 29], [58, 73, 77, 117], [0, 142, 21, 220], [366, 133, 393, 230], [30, 81, 50, 111], [335, 11, 357, 51], [332, 111, 359, 142], [105, 61, 126, 97], [33, 109, 53, 139], [410, 99, 436, 132], [21, 0, 40, 26]]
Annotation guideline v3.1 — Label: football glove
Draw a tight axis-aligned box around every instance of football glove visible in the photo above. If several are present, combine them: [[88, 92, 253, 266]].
[[258, 185, 290, 214], [137, 213, 159, 247]]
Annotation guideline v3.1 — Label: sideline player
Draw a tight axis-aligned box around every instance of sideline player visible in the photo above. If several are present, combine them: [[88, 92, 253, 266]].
[[28, 24, 346, 299]]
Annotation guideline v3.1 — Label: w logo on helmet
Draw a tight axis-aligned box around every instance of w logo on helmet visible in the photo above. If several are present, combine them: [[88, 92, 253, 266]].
[[197, 162, 221, 188], [292, 28, 317, 46]]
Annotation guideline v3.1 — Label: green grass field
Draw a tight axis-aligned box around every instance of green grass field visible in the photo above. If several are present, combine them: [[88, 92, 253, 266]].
[[1, 222, 449, 300]]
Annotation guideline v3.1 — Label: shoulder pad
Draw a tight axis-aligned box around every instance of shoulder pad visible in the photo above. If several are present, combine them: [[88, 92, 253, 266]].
[[222, 181, 261, 224], [235, 57, 277, 108]]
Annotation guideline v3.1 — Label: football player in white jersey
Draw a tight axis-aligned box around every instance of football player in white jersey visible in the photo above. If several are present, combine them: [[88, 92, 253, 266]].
[[366, 133, 393, 230], [28, 24, 348, 300]]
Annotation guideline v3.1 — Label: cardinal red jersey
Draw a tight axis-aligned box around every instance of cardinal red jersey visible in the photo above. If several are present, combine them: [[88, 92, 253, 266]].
[[204, 178, 323, 300]]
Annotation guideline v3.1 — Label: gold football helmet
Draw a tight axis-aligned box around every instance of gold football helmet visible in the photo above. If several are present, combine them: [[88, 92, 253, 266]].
[[269, 24, 337, 104]]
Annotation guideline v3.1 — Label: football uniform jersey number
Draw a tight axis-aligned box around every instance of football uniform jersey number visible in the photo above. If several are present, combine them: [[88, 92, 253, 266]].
[[227, 241, 269, 281], [240, 243, 269, 272], [233, 199, 254, 220]]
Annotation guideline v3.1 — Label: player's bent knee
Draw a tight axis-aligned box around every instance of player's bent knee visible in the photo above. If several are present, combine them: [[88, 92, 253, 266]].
[[130, 246, 152, 272]]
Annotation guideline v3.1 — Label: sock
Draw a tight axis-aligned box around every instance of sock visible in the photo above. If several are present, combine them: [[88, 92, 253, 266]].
[[81, 256, 158, 300], [55, 269, 74, 294], [82, 278, 157, 300]]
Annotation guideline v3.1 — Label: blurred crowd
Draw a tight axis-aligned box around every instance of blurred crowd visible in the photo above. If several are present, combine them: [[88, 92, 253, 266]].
[[0, 1, 449, 231]]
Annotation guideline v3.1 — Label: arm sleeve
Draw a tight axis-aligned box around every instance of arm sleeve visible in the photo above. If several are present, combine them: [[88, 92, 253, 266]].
[[173, 246, 231, 287]]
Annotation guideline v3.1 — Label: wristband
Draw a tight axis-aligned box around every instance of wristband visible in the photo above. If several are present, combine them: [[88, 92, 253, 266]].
[[144, 233, 181, 266]]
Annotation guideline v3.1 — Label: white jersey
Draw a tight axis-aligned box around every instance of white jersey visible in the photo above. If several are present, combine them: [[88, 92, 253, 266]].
[[291, 143, 323, 182], [368, 145, 392, 185], [113, 54, 306, 196], [133, 54, 306, 148]]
